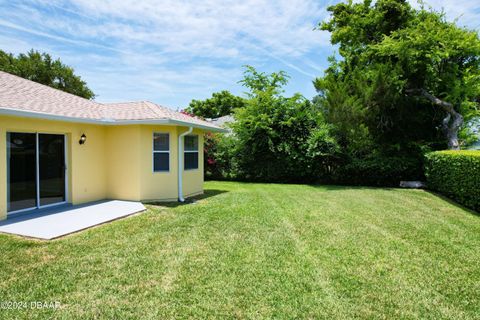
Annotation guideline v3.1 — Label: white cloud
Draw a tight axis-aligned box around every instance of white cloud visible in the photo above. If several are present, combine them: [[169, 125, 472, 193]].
[[413, 0, 480, 29], [24, 0, 331, 59], [0, 19, 131, 54]]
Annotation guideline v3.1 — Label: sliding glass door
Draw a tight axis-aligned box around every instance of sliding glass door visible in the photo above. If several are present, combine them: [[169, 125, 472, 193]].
[[7, 133, 37, 212], [39, 134, 66, 206], [7, 132, 66, 213]]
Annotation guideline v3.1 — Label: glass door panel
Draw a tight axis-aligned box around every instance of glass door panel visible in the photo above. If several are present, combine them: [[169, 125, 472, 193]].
[[7, 132, 37, 212], [39, 134, 66, 206]]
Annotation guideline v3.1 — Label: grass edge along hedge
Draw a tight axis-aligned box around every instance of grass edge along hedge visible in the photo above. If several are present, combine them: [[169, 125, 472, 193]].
[[425, 150, 480, 212]]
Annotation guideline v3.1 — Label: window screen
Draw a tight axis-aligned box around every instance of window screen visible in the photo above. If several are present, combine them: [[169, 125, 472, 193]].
[[153, 133, 169, 171], [184, 135, 199, 170]]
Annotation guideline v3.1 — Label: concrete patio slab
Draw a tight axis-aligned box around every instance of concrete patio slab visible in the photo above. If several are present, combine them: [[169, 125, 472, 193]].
[[0, 200, 146, 240]]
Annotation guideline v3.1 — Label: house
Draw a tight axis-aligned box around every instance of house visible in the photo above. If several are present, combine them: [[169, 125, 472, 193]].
[[0, 71, 225, 220], [468, 120, 480, 150], [208, 115, 234, 134], [470, 141, 480, 150]]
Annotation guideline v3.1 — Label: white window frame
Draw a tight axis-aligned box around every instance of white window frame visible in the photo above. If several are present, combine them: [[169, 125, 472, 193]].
[[184, 134, 199, 171], [153, 132, 170, 172]]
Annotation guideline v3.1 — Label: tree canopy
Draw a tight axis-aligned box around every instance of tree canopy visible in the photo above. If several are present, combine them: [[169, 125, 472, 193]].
[[0, 49, 95, 99], [316, 0, 480, 151], [185, 90, 245, 118], [230, 66, 338, 182]]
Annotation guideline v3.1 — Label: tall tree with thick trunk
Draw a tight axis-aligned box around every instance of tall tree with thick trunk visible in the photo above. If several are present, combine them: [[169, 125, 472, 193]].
[[406, 89, 463, 149], [317, 0, 480, 150]]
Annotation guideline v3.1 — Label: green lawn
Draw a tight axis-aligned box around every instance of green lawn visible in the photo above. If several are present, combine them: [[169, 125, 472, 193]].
[[1, 181, 479, 319]]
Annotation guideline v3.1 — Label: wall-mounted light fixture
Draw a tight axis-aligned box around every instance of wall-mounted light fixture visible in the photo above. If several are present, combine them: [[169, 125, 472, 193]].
[[79, 133, 87, 145]]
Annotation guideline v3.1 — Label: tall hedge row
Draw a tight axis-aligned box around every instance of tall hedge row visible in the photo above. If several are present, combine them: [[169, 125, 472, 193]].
[[332, 156, 423, 187], [425, 151, 480, 212]]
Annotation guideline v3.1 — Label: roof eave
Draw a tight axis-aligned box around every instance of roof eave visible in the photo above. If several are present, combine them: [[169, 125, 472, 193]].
[[0, 108, 228, 133], [168, 119, 228, 132]]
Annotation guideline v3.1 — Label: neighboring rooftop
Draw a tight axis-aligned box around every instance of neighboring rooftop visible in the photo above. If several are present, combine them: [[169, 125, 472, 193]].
[[208, 115, 234, 128], [0, 71, 224, 131], [469, 141, 480, 150]]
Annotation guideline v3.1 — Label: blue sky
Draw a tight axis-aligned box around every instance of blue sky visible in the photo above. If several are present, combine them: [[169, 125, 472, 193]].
[[0, 0, 479, 110]]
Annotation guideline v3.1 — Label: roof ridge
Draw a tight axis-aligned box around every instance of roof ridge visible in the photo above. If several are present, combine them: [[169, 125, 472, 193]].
[[142, 101, 167, 118], [140, 101, 204, 122], [102, 100, 146, 105]]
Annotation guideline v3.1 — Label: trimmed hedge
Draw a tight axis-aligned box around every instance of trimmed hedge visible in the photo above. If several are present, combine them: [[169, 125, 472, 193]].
[[425, 151, 480, 212], [332, 156, 423, 187]]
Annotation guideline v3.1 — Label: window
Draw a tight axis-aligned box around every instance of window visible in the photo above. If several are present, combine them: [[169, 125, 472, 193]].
[[184, 135, 199, 170], [153, 133, 169, 172]]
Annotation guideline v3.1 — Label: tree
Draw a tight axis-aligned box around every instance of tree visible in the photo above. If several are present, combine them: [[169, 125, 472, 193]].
[[185, 90, 245, 118], [318, 0, 480, 150], [0, 49, 95, 99], [231, 66, 339, 182]]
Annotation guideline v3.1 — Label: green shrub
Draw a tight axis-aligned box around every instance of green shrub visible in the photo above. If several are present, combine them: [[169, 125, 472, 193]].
[[204, 133, 239, 181], [425, 151, 480, 211], [230, 66, 340, 183]]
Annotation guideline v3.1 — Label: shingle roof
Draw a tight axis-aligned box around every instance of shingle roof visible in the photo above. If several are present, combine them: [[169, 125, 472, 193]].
[[0, 71, 224, 131], [103, 101, 217, 128]]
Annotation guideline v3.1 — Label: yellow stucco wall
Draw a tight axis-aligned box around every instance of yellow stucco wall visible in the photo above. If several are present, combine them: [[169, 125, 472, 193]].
[[139, 125, 178, 201], [104, 125, 142, 201], [0, 116, 206, 219], [103, 125, 205, 202], [182, 128, 204, 198], [138, 126, 204, 202], [0, 116, 108, 219]]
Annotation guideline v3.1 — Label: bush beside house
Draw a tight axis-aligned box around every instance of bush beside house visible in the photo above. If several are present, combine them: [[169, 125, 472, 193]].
[[425, 151, 480, 211]]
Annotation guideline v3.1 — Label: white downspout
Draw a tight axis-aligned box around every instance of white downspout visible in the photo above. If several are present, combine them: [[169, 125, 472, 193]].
[[178, 126, 193, 202]]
